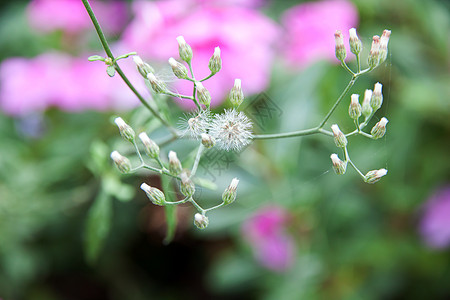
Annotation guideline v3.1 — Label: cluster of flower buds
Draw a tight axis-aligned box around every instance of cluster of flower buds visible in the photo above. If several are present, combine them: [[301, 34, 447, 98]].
[[195, 82, 211, 107], [331, 124, 348, 148], [168, 151, 182, 175], [138, 132, 160, 158], [114, 117, 135, 142], [176, 36, 193, 63], [141, 183, 166, 206], [168, 57, 188, 79], [110, 151, 131, 173], [222, 178, 239, 205], [364, 168, 388, 184], [368, 30, 391, 68], [330, 153, 347, 175], [229, 79, 244, 107]]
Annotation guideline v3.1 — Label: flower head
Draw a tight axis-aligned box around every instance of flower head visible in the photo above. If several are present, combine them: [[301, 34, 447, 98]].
[[179, 110, 212, 139], [209, 109, 253, 151]]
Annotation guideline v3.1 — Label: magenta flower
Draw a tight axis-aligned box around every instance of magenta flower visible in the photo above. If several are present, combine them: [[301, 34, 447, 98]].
[[0, 53, 141, 116], [119, 0, 279, 108], [27, 0, 127, 35], [242, 206, 295, 272], [281, 0, 359, 69], [420, 186, 450, 249]]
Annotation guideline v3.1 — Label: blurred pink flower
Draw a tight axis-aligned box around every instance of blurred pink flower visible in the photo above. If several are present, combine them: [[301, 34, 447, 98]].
[[27, 0, 127, 35], [0, 53, 141, 116], [281, 0, 359, 69], [420, 186, 450, 249], [119, 0, 279, 108], [242, 206, 295, 272]]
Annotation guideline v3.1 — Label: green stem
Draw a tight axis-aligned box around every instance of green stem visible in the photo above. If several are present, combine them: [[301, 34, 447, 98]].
[[165, 91, 194, 100], [187, 62, 201, 110], [191, 144, 205, 177], [81, 0, 178, 136], [252, 127, 319, 140], [132, 140, 144, 164], [188, 198, 205, 214], [200, 73, 214, 82], [341, 61, 355, 76], [204, 202, 225, 212]]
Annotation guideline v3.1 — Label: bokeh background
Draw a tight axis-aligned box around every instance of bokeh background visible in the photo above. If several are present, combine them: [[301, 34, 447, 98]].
[[0, 0, 449, 299]]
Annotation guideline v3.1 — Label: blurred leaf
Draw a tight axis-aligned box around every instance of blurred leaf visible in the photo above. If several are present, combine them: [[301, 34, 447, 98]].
[[161, 176, 177, 244], [103, 175, 135, 202]]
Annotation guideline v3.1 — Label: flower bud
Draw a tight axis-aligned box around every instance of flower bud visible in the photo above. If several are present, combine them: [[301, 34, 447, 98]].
[[222, 178, 239, 205], [140, 183, 166, 206], [368, 35, 381, 69], [114, 117, 135, 142], [229, 79, 244, 107], [348, 94, 362, 120], [133, 55, 154, 78], [194, 213, 209, 229], [147, 73, 167, 94], [330, 153, 347, 175], [195, 82, 211, 107], [110, 151, 131, 173], [331, 124, 348, 148], [379, 29, 391, 64], [362, 89, 373, 118], [180, 172, 195, 197], [201, 133, 216, 149], [176, 36, 193, 63], [349, 28, 362, 55], [168, 57, 188, 79], [168, 151, 182, 175], [364, 168, 388, 184], [208, 47, 222, 74], [334, 30, 346, 61], [138, 132, 160, 158], [371, 117, 389, 139], [370, 82, 383, 111]]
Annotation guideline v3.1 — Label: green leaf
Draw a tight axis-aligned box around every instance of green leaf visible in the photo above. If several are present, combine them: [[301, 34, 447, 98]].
[[161, 176, 177, 245], [88, 55, 105, 62], [115, 52, 137, 61], [84, 190, 112, 264], [106, 65, 116, 77]]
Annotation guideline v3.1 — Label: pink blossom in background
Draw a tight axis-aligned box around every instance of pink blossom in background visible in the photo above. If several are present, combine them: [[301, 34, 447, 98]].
[[0, 53, 141, 116], [119, 0, 279, 108], [27, 0, 128, 35], [281, 0, 359, 69], [420, 186, 450, 249], [242, 206, 295, 272]]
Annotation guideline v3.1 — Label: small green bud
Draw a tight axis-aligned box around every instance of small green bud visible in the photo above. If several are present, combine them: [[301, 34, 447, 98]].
[[370, 82, 383, 112], [368, 35, 381, 69], [362, 89, 373, 118], [348, 94, 362, 120], [138, 132, 160, 158], [168, 151, 182, 175], [208, 47, 222, 74], [176, 36, 193, 63], [195, 82, 211, 107], [229, 79, 244, 107], [168, 57, 188, 79], [110, 151, 131, 173], [379, 30, 391, 64], [180, 172, 195, 197], [114, 117, 135, 142], [349, 28, 362, 55], [364, 168, 387, 184], [133, 55, 154, 78], [194, 213, 209, 229], [222, 178, 239, 205], [147, 73, 167, 94], [140, 183, 166, 206], [371, 117, 389, 139], [334, 30, 347, 62], [330, 153, 347, 175], [201, 133, 216, 149], [331, 124, 348, 148]]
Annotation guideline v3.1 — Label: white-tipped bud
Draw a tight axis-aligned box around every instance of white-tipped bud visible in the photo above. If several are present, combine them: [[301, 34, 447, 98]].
[[222, 178, 239, 205], [168, 151, 182, 175], [208, 47, 222, 74], [330, 153, 347, 175], [334, 30, 346, 61], [349, 28, 362, 55], [147, 73, 167, 94], [201, 133, 216, 149], [195, 82, 211, 107], [371, 82, 383, 111], [368, 35, 381, 69], [349, 94, 362, 120], [114, 117, 135, 142], [110, 151, 131, 173], [140, 183, 166, 206], [362, 89, 373, 118], [133, 55, 154, 78], [180, 172, 195, 197], [194, 213, 209, 229], [371, 117, 389, 139], [168, 57, 188, 79], [364, 168, 388, 184], [229, 79, 244, 107], [331, 124, 348, 148], [138, 132, 160, 158], [176, 36, 193, 63], [379, 29, 391, 63]]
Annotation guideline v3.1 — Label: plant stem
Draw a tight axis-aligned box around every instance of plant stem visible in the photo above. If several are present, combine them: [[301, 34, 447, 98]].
[[191, 144, 205, 177], [187, 62, 201, 110], [204, 202, 225, 212], [81, 0, 178, 136]]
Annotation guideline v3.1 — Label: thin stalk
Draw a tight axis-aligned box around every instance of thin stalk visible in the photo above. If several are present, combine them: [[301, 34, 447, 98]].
[[187, 62, 201, 110], [200, 73, 214, 82], [204, 202, 225, 212], [252, 127, 319, 140], [133, 140, 144, 164], [188, 198, 205, 214], [191, 144, 205, 177], [341, 61, 355, 76]]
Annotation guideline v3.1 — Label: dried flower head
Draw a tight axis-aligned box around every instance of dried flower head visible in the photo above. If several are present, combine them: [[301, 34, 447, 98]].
[[179, 110, 212, 139], [209, 109, 253, 151]]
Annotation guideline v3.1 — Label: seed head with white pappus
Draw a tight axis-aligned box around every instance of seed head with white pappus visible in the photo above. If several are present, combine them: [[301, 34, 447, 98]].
[[114, 117, 135, 142], [209, 109, 253, 151], [364, 168, 388, 184], [179, 110, 211, 139], [371, 117, 389, 139], [331, 124, 347, 148], [222, 178, 239, 205], [140, 183, 166, 206], [194, 213, 209, 229]]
